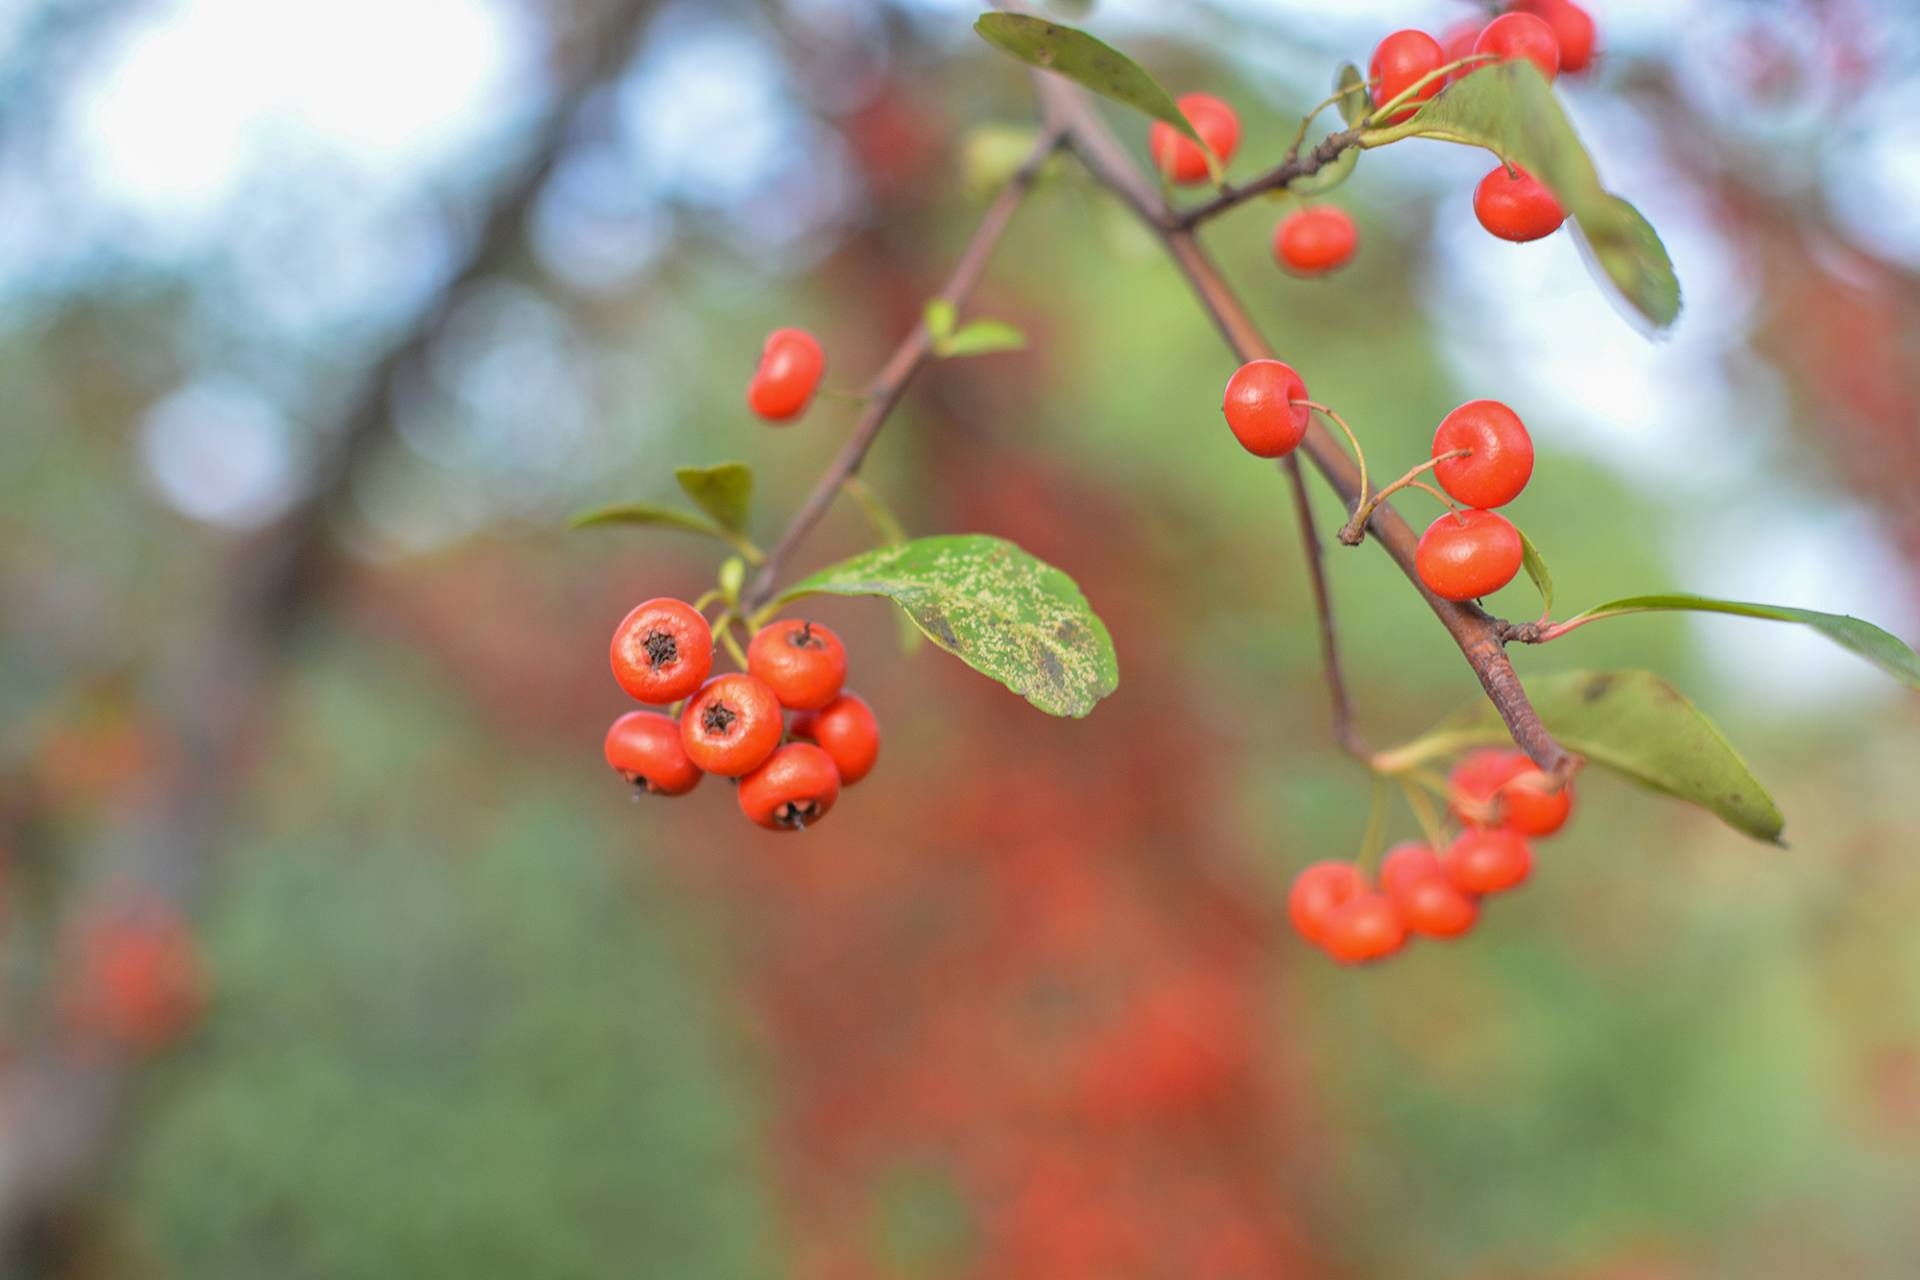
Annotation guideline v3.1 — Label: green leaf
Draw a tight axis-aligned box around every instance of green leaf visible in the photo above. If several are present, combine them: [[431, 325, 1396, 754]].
[[1365, 61, 1681, 329], [674, 462, 753, 535], [1286, 146, 1358, 197], [1335, 62, 1372, 128], [938, 319, 1027, 359], [1558, 595, 1920, 691], [960, 123, 1052, 200], [1518, 528, 1554, 616], [924, 299, 956, 343], [777, 534, 1118, 717], [1383, 670, 1783, 843], [569, 503, 725, 540], [974, 14, 1198, 143]]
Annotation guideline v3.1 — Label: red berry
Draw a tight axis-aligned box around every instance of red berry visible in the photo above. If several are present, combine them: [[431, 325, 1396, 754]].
[[1474, 11, 1561, 81], [746, 619, 847, 711], [604, 710, 704, 796], [1379, 841, 1443, 901], [64, 896, 207, 1052], [1322, 893, 1408, 964], [1442, 19, 1486, 82], [680, 673, 783, 777], [1473, 164, 1566, 242], [1443, 828, 1533, 895], [747, 327, 825, 421], [1511, 0, 1596, 74], [738, 742, 841, 831], [1370, 29, 1446, 123], [1288, 861, 1363, 946], [1415, 509, 1524, 602], [1397, 875, 1480, 939], [789, 691, 879, 786], [1149, 93, 1239, 186], [1222, 359, 1311, 458], [1432, 399, 1535, 508], [610, 598, 713, 705], [1274, 206, 1358, 276], [1449, 748, 1574, 836]]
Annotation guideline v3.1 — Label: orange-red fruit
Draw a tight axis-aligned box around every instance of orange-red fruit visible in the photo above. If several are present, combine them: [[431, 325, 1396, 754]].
[[680, 673, 783, 777], [746, 619, 847, 711], [1511, 0, 1596, 74], [1432, 399, 1535, 509], [789, 691, 880, 786], [1322, 893, 1409, 964], [1274, 206, 1358, 276], [1448, 748, 1574, 836], [1443, 828, 1534, 895], [1473, 165, 1566, 242], [1379, 842, 1444, 901], [1222, 359, 1311, 458], [1288, 861, 1364, 946], [748, 327, 826, 421], [1149, 93, 1240, 186], [1370, 29, 1446, 124], [738, 742, 842, 830], [64, 897, 207, 1052], [1474, 11, 1561, 81], [1379, 843, 1481, 938], [610, 597, 713, 705], [604, 710, 704, 796], [1415, 509, 1524, 601]]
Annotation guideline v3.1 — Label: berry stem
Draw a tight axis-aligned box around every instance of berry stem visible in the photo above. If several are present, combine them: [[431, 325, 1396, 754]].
[[1339, 449, 1469, 545], [1364, 54, 1496, 126], [1356, 776, 1390, 869], [711, 613, 750, 670], [1280, 453, 1367, 760], [1293, 399, 1369, 526], [1284, 81, 1369, 164], [1397, 778, 1451, 852]]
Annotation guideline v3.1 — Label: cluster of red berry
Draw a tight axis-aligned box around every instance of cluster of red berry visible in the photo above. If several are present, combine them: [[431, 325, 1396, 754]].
[[605, 599, 878, 830], [1290, 748, 1576, 964], [1223, 359, 1539, 604], [1148, 0, 1597, 272]]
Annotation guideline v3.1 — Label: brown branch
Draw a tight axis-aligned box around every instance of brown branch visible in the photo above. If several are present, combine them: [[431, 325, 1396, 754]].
[[741, 127, 1064, 612], [1038, 76, 1575, 777], [1172, 127, 1362, 229]]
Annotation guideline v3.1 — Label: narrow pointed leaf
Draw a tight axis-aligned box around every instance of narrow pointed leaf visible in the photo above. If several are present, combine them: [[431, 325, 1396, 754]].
[[1559, 594, 1920, 690], [1285, 146, 1358, 196], [940, 319, 1027, 358], [1382, 670, 1782, 843], [777, 534, 1118, 717], [674, 462, 754, 535], [1364, 61, 1680, 329], [974, 14, 1199, 143], [569, 503, 727, 540], [1334, 62, 1372, 127], [1518, 528, 1554, 616]]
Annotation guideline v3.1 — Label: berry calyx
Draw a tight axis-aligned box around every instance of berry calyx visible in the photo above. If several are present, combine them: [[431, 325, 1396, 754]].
[[604, 710, 704, 797], [1443, 828, 1534, 895], [610, 598, 714, 705], [1287, 861, 1364, 946], [680, 673, 783, 777], [1415, 509, 1524, 602], [747, 619, 848, 711], [1274, 206, 1358, 277], [1370, 29, 1446, 124], [1222, 359, 1311, 458], [789, 691, 880, 786], [748, 327, 826, 422], [1473, 165, 1566, 242], [738, 742, 842, 831], [1511, 0, 1595, 74], [1432, 400, 1535, 508], [1322, 893, 1408, 964], [1473, 11, 1561, 82], [1448, 748, 1574, 837], [1149, 93, 1240, 186]]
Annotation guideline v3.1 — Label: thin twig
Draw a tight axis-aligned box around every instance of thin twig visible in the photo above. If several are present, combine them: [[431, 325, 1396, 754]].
[[1038, 74, 1576, 777], [741, 128, 1065, 612], [1280, 455, 1365, 759], [1172, 127, 1362, 230]]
